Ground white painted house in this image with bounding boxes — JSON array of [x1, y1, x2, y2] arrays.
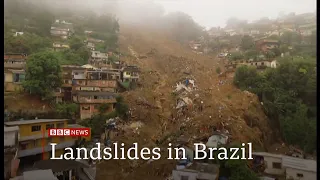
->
[[282, 156, 317, 180], [253, 152, 317, 180], [252, 152, 285, 175]]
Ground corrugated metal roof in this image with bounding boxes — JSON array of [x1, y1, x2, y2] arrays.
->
[[282, 156, 317, 172], [4, 119, 68, 126]]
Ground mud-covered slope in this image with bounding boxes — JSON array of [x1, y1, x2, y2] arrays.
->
[[96, 24, 274, 180]]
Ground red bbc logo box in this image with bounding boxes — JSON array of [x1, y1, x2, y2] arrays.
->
[[48, 128, 90, 137]]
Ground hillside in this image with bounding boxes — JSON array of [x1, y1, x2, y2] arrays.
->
[[96, 24, 274, 180]]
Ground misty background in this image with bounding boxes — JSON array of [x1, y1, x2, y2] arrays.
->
[[5, 0, 316, 29]]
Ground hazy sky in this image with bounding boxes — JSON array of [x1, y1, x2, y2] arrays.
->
[[155, 0, 316, 28]]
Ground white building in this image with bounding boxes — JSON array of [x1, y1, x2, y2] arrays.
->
[[282, 156, 317, 180], [4, 126, 19, 147], [252, 152, 285, 175], [252, 152, 317, 180]]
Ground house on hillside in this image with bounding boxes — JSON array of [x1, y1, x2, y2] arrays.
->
[[298, 23, 316, 36], [121, 66, 140, 82], [224, 29, 237, 36], [282, 156, 317, 180], [58, 65, 121, 119], [13, 32, 24, 37], [89, 51, 110, 69], [50, 20, 74, 39], [73, 92, 118, 120], [52, 42, 70, 51], [87, 42, 95, 51], [255, 37, 280, 52], [251, 152, 317, 180], [4, 53, 27, 92]]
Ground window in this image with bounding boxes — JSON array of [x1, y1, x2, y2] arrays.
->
[[94, 96, 98, 99], [261, 62, 264, 65], [78, 80, 83, 84], [31, 125, 41, 132], [64, 80, 69, 83], [20, 143, 27, 150], [81, 106, 90, 110], [46, 124, 54, 130], [181, 176, 189, 180], [297, 173, 303, 178], [255, 63, 258, 66], [75, 72, 79, 75], [272, 162, 282, 169], [57, 123, 64, 128]]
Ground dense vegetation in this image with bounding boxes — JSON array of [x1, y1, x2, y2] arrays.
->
[[234, 55, 316, 153]]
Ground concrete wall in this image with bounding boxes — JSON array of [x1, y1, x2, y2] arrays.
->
[[73, 71, 86, 79], [4, 131, 17, 147], [86, 80, 117, 88], [286, 167, 316, 180], [264, 156, 285, 175], [5, 82, 23, 92]]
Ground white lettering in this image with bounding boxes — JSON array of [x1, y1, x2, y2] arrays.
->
[[217, 147, 228, 160], [64, 147, 75, 160], [127, 143, 139, 160], [140, 148, 151, 160], [76, 147, 88, 160], [194, 143, 207, 159], [152, 148, 161, 160], [229, 148, 239, 159], [247, 143, 253, 159], [90, 143, 101, 160], [50, 143, 63, 159]]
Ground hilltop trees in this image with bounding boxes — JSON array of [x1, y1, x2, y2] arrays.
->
[[240, 35, 255, 51], [163, 12, 205, 43], [23, 51, 62, 99]]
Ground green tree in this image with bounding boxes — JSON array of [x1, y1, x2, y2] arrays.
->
[[244, 49, 259, 60], [115, 96, 129, 119], [233, 56, 316, 152], [280, 31, 301, 45], [218, 143, 259, 180], [229, 52, 244, 61], [23, 51, 62, 99], [56, 103, 79, 119], [69, 36, 84, 51], [233, 66, 263, 93], [240, 35, 255, 51]]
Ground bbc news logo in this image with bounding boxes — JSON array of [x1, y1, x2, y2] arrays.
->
[[48, 128, 90, 137]]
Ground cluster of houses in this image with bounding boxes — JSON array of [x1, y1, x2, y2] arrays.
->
[[54, 49, 140, 120], [208, 13, 316, 38], [3, 51, 140, 120], [4, 119, 95, 180]]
